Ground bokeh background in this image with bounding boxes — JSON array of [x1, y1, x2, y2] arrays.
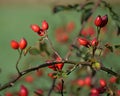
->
[[0, 0, 120, 95]]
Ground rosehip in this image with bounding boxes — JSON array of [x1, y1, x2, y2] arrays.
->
[[109, 76, 117, 83], [84, 77, 91, 86], [117, 90, 120, 96], [30, 24, 40, 32], [19, 85, 28, 96], [94, 15, 102, 27], [56, 57, 64, 70], [35, 89, 43, 96], [99, 79, 106, 87], [78, 38, 89, 47], [5, 92, 13, 96], [42, 20, 49, 30], [19, 38, 27, 50], [76, 79, 85, 86], [90, 88, 99, 95], [100, 15, 108, 27], [25, 75, 34, 83], [91, 38, 99, 46], [11, 40, 19, 49]]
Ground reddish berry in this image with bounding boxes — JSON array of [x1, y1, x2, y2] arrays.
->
[[11, 40, 19, 49], [94, 15, 102, 27], [76, 79, 85, 86], [99, 79, 106, 87], [47, 60, 57, 71], [35, 89, 43, 96], [5, 92, 13, 96], [90, 38, 99, 46], [97, 87, 106, 94], [90, 88, 99, 95], [42, 20, 49, 30], [66, 21, 75, 32], [19, 38, 27, 50], [109, 76, 117, 83], [56, 57, 64, 70], [78, 38, 89, 47], [117, 90, 120, 96], [84, 77, 91, 86], [100, 15, 108, 27], [19, 85, 28, 96], [48, 73, 56, 79], [31, 24, 40, 32], [25, 75, 34, 83]]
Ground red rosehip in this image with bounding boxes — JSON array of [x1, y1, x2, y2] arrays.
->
[[78, 38, 89, 47], [47, 60, 57, 71], [19, 85, 28, 96], [48, 73, 56, 79], [19, 38, 27, 50], [90, 38, 99, 47], [42, 20, 49, 30], [117, 90, 120, 96], [100, 15, 108, 27], [31, 24, 40, 32], [90, 88, 99, 95], [56, 57, 64, 70], [99, 79, 106, 87], [109, 76, 117, 83], [84, 77, 91, 86], [35, 89, 43, 96], [5, 92, 13, 96], [25, 75, 34, 83], [76, 79, 85, 86], [11, 40, 19, 50], [94, 15, 102, 27]]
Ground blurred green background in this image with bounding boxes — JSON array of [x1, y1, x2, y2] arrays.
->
[[0, 0, 120, 95]]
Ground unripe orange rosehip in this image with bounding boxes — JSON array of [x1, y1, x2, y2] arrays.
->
[[19, 85, 28, 96], [31, 24, 40, 32], [94, 15, 102, 27], [11, 40, 19, 50], [78, 38, 89, 47], [19, 38, 27, 50], [42, 20, 49, 30]]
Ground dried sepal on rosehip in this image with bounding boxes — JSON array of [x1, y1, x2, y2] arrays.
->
[[11, 40, 19, 50], [42, 20, 49, 31], [19, 85, 28, 96], [30, 24, 40, 33], [19, 38, 27, 50]]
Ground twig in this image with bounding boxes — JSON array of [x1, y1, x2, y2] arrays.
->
[[61, 79, 64, 96]]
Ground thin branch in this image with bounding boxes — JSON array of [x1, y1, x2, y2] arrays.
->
[[61, 79, 64, 96], [48, 78, 56, 96]]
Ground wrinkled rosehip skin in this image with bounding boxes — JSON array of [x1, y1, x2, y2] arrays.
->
[[94, 15, 102, 27], [19, 85, 28, 96], [42, 20, 49, 30], [19, 38, 27, 50], [31, 24, 40, 32], [11, 40, 19, 49]]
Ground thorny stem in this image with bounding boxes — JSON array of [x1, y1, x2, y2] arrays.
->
[[48, 78, 56, 96], [16, 50, 23, 75]]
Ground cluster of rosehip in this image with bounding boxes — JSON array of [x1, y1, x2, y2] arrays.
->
[[78, 15, 108, 48], [11, 38, 27, 50], [30, 20, 49, 36]]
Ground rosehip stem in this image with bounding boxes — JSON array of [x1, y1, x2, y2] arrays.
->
[[96, 27, 101, 40], [16, 50, 22, 75], [61, 79, 64, 96], [48, 78, 56, 96], [46, 35, 60, 57]]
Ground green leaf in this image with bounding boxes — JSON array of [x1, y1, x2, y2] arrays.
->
[[81, 8, 92, 24], [105, 43, 113, 52], [115, 44, 120, 49], [53, 5, 66, 13], [29, 47, 40, 55]]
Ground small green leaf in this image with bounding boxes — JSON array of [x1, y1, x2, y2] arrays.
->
[[105, 43, 113, 52], [29, 47, 40, 55], [115, 44, 120, 49]]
